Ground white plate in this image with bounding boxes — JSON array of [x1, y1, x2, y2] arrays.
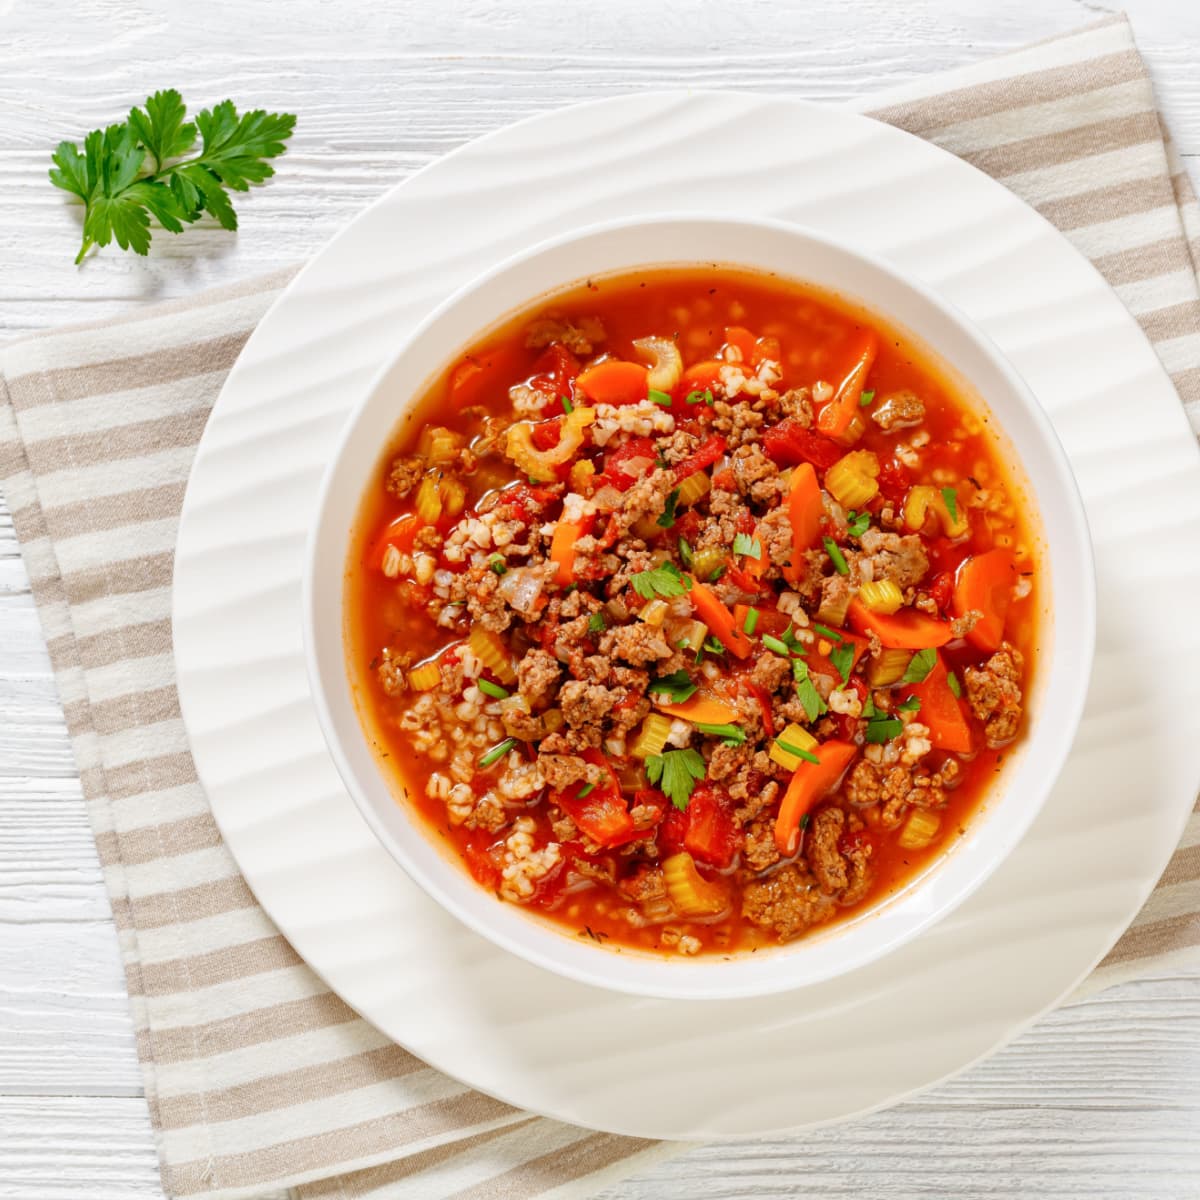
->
[[173, 93, 1200, 1140]]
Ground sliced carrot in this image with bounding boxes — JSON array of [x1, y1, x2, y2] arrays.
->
[[548, 518, 589, 586], [906, 655, 973, 754], [774, 740, 858, 858], [368, 512, 421, 570], [687, 577, 752, 659], [575, 359, 648, 406], [816, 331, 877, 438], [952, 548, 1017, 653], [722, 325, 758, 361], [847, 598, 953, 649], [782, 462, 823, 585], [447, 342, 529, 410], [808, 627, 870, 680], [673, 359, 724, 403], [653, 691, 740, 726]]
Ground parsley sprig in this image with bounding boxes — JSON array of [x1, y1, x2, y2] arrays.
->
[[646, 748, 706, 810], [50, 89, 296, 263], [630, 561, 691, 600]]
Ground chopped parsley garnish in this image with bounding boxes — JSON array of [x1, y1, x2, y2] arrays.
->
[[776, 738, 821, 765], [702, 636, 726, 656], [647, 669, 698, 703], [859, 389, 876, 408], [646, 748, 706, 810], [812, 623, 843, 641], [560, 394, 574, 415], [743, 607, 759, 636], [695, 722, 746, 746], [942, 486, 959, 523], [829, 641, 855, 686], [487, 554, 507, 575], [575, 782, 595, 799], [478, 737, 517, 767], [678, 536, 694, 569], [823, 536, 850, 576], [685, 388, 714, 406], [587, 612, 606, 634], [657, 488, 680, 529], [762, 634, 790, 657], [648, 388, 673, 407], [477, 679, 510, 700], [846, 509, 871, 538], [895, 696, 922, 713], [864, 717, 903, 744], [780, 623, 806, 653], [793, 660, 828, 722], [732, 532, 762, 560], [947, 670, 963, 698], [901, 647, 937, 685], [631, 561, 691, 600]]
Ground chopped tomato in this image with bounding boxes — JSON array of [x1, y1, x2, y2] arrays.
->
[[657, 805, 689, 856], [761, 419, 843, 470], [448, 342, 530, 410], [683, 786, 740, 869], [673, 434, 726, 481], [876, 459, 912, 501], [930, 571, 955, 612], [598, 436, 658, 491], [556, 757, 635, 849], [530, 416, 563, 451], [528, 343, 580, 405], [742, 680, 776, 738]]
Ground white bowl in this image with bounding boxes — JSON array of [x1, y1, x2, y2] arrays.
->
[[304, 214, 1095, 1000]]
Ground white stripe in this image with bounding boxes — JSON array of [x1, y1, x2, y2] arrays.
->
[[109, 781, 211, 831], [136, 902, 294, 966], [71, 585, 172, 643], [1064, 204, 1187, 262], [87, 650, 177, 706], [1003, 143, 1166, 209], [1113, 267, 1200, 317], [33, 445, 196, 512], [55, 515, 181, 580], [121, 845, 237, 898], [98, 716, 190, 771], [1150, 331, 1200, 377]]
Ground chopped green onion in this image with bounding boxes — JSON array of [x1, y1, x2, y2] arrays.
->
[[896, 696, 922, 713], [846, 509, 870, 538], [942, 487, 959, 523], [648, 669, 698, 703], [648, 388, 673, 407], [678, 536, 694, 568], [812, 623, 843, 642], [477, 679, 510, 700], [561, 394, 574, 415], [478, 737, 517, 767], [695, 722, 746, 746], [947, 670, 963, 699], [587, 612, 606, 634], [776, 738, 821, 765], [743, 607, 760, 635], [686, 389, 714, 406], [488, 554, 507, 576], [575, 782, 595, 799], [657, 488, 680, 529], [859, 389, 876, 408], [823, 537, 849, 576], [702, 636, 726, 656], [762, 634, 790, 656]]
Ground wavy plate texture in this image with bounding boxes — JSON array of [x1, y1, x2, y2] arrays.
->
[[173, 92, 1200, 1139]]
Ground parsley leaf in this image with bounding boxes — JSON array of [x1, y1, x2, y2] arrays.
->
[[947, 670, 963, 699], [587, 612, 606, 634], [780, 623, 806, 653], [630, 561, 691, 600], [793, 659, 828, 722], [702, 636, 727, 656], [859, 389, 876, 408], [694, 722, 746, 746], [941, 486, 959, 523], [647, 669, 698, 703], [657, 488, 681, 529], [864, 717, 903, 744], [901, 647, 937, 684], [561, 394, 574, 415], [732, 532, 762, 560], [829, 641, 855, 686], [846, 509, 871, 538], [895, 696, 922, 713], [823, 536, 849, 576], [49, 89, 295, 263], [646, 748, 706, 810]]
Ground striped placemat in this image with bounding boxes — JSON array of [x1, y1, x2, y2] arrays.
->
[[1, 13, 1196, 1200]]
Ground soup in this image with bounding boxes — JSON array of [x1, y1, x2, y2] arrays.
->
[[348, 268, 1037, 957]]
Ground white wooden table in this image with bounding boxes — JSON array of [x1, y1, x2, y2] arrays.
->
[[1, 2, 1198, 1195]]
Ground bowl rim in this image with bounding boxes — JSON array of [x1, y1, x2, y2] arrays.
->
[[302, 210, 1097, 1000]]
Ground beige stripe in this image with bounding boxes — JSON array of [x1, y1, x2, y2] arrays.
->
[[869, 49, 1143, 135], [1102, 909, 1200, 968], [1139, 298, 1200, 344], [59, 548, 174, 608], [447, 1131, 658, 1200], [105, 749, 198, 802], [1159, 842, 1200, 888], [157, 1044, 425, 1131], [86, 684, 182, 738], [1090, 235, 1200, 287], [1170, 364, 1200, 404], [70, 616, 173, 671], [960, 110, 1161, 179], [125, 873, 259, 931], [142, 991, 361, 1064], [27, 405, 210, 473], [1037, 173, 1179, 232], [8, 330, 251, 409], [137, 934, 302, 998], [94, 810, 217, 867], [22, 480, 188, 538], [166, 1091, 518, 1195]]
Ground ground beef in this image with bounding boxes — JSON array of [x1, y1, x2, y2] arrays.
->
[[559, 681, 620, 732], [777, 387, 813, 426], [950, 608, 982, 639], [376, 647, 410, 696], [518, 649, 562, 709], [502, 708, 547, 741], [524, 315, 604, 355], [617, 865, 667, 903], [741, 862, 835, 940], [790, 547, 828, 606], [845, 759, 947, 828], [857, 528, 929, 588], [730, 443, 785, 505], [871, 389, 925, 432], [710, 399, 767, 447], [964, 643, 1024, 747], [707, 741, 753, 784], [537, 753, 598, 792], [657, 429, 702, 467], [806, 807, 850, 893], [386, 454, 425, 499], [742, 816, 782, 872], [750, 653, 794, 694], [757, 507, 794, 572], [598, 623, 673, 666], [818, 573, 855, 623]]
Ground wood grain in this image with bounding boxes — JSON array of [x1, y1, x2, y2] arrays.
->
[[1, 1, 1198, 1196]]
